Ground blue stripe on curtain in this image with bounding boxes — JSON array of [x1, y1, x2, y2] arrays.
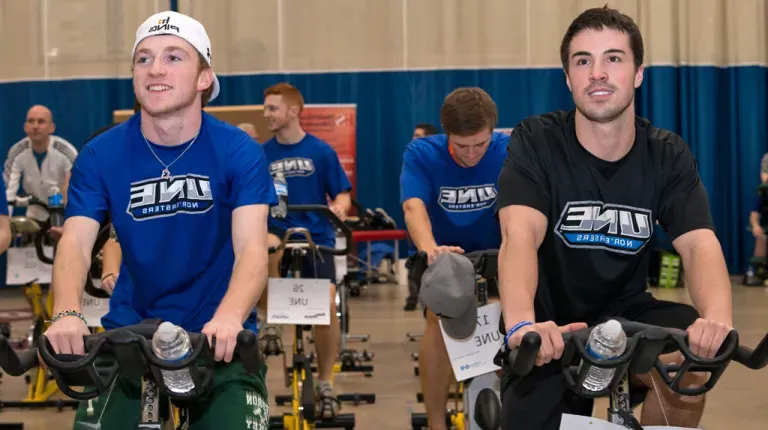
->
[[0, 66, 764, 286]]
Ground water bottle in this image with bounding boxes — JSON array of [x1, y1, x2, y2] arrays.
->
[[151, 322, 195, 393], [47, 183, 64, 228], [271, 172, 288, 219], [581, 319, 627, 392]]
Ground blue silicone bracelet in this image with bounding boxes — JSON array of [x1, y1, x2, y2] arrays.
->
[[504, 321, 534, 347]]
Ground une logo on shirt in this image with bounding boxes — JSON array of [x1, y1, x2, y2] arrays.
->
[[555, 201, 653, 255], [438, 185, 497, 212], [127, 174, 214, 221], [270, 158, 315, 177]]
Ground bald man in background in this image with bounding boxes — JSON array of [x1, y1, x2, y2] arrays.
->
[[238, 122, 261, 143], [4, 105, 77, 222]]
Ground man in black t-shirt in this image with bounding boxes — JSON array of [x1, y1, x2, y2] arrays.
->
[[496, 6, 733, 429]]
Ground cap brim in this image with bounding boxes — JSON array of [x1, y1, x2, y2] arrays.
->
[[441, 303, 478, 340], [208, 74, 220, 103]]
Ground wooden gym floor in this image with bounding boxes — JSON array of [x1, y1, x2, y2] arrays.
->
[[0, 271, 766, 429]]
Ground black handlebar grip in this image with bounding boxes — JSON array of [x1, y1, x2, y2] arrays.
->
[[0, 336, 39, 376], [734, 331, 768, 370], [34, 225, 54, 265], [236, 330, 263, 374], [507, 331, 541, 376]]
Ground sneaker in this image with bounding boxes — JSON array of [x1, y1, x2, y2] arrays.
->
[[315, 380, 341, 420]]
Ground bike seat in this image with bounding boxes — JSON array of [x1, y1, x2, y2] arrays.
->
[[10, 217, 41, 235], [474, 387, 501, 430]]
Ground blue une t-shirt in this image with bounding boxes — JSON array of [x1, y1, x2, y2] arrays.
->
[[66, 112, 277, 333], [400, 132, 510, 253], [261, 133, 352, 248]]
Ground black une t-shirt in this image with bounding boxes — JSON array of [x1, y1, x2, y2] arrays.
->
[[496, 110, 713, 326]]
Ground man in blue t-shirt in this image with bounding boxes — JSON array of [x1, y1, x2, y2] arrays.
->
[[259, 82, 352, 420], [399, 87, 509, 430], [42, 11, 275, 429]]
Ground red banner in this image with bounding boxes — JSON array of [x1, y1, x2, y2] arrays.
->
[[299, 104, 357, 191]]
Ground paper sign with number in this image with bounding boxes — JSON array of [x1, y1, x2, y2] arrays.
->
[[266, 278, 331, 325], [440, 302, 503, 381], [6, 246, 53, 285], [80, 285, 109, 328]]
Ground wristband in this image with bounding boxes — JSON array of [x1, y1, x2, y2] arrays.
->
[[101, 273, 116, 282], [49, 309, 87, 326], [504, 321, 533, 347]]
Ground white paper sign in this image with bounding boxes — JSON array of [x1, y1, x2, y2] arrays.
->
[[266, 278, 331, 325], [560, 414, 700, 430], [80, 284, 109, 328], [440, 302, 503, 381], [6, 246, 54, 285]]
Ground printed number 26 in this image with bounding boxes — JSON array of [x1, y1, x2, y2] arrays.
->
[[293, 284, 304, 293]]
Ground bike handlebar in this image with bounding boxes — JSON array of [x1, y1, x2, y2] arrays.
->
[[497, 319, 768, 398], [0, 320, 262, 401], [268, 205, 352, 255], [408, 249, 499, 278]]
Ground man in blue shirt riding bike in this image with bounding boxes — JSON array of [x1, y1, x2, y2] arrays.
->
[[42, 11, 276, 430], [399, 87, 509, 430]]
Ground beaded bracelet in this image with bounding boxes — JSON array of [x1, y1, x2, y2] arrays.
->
[[49, 309, 88, 325], [504, 320, 534, 347]]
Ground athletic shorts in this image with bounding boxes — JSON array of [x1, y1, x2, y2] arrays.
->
[[269, 226, 337, 283], [73, 360, 270, 430], [408, 251, 500, 318], [499, 292, 700, 430]]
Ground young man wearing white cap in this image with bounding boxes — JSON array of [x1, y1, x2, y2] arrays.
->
[[43, 11, 276, 429]]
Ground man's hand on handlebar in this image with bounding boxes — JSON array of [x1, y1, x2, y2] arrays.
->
[[425, 245, 465, 264], [506, 321, 588, 367], [42, 315, 90, 358], [48, 226, 63, 240], [202, 314, 244, 363], [329, 202, 348, 222], [687, 317, 733, 359]]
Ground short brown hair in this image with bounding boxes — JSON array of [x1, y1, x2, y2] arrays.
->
[[440, 87, 498, 136], [197, 52, 214, 107], [264, 82, 305, 114], [560, 6, 644, 73]]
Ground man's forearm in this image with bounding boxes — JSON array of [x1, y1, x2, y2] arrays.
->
[[403, 205, 437, 252], [52, 234, 91, 314], [682, 238, 733, 325], [101, 240, 122, 276], [498, 238, 539, 331], [216, 245, 268, 323]]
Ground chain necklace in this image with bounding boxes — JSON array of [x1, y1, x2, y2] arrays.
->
[[141, 130, 199, 180]]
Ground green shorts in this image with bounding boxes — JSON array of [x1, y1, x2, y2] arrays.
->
[[72, 360, 269, 430]]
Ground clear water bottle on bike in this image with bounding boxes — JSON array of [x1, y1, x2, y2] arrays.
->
[[271, 172, 288, 219], [581, 319, 627, 391], [47, 182, 65, 228], [151, 322, 194, 393]]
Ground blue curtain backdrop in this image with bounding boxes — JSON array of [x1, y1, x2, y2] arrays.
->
[[0, 65, 764, 285]]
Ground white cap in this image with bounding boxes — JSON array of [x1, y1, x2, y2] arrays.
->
[[602, 319, 623, 338], [157, 321, 178, 341], [132, 11, 220, 103]]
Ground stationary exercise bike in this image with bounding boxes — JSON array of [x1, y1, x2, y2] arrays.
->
[[0, 197, 109, 412], [497, 319, 768, 429], [410, 249, 502, 430], [265, 204, 373, 430], [0, 319, 263, 430]]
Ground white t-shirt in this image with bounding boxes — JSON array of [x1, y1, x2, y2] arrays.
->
[[3, 135, 78, 221]]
